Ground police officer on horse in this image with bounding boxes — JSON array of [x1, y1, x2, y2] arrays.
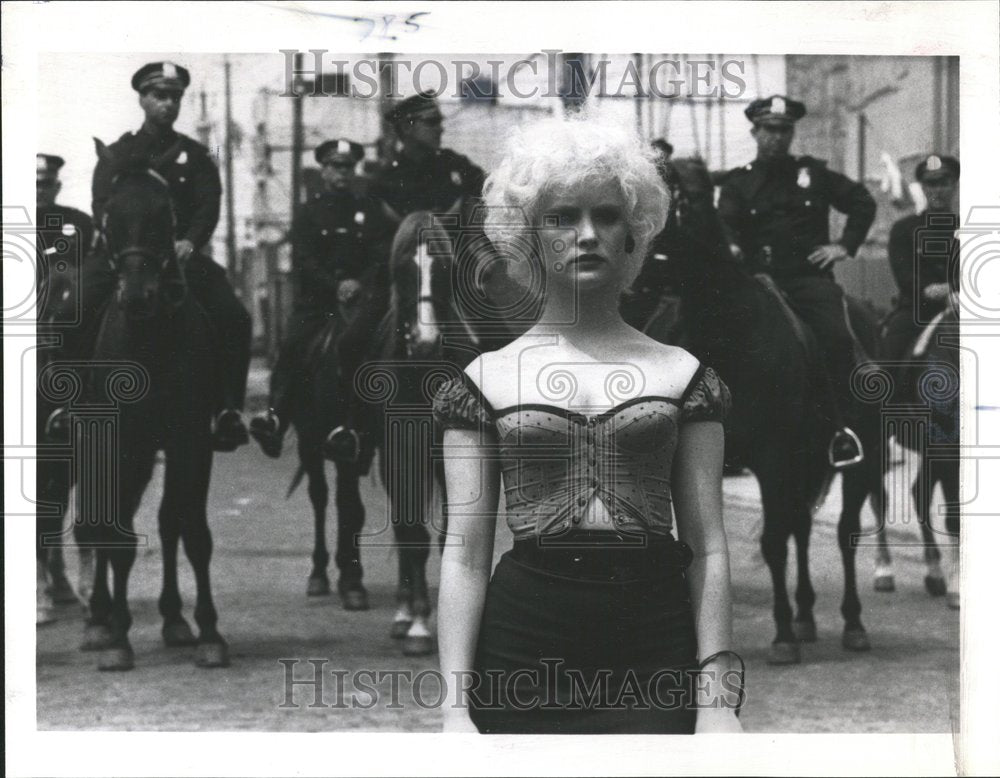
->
[[325, 92, 490, 463], [64, 61, 252, 451], [883, 154, 960, 362], [36, 153, 94, 316], [250, 138, 395, 458], [718, 95, 877, 468]]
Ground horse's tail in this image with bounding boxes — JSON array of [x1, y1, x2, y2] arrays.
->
[[286, 462, 307, 500]]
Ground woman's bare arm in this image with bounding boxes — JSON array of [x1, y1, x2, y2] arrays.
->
[[437, 425, 501, 731], [672, 420, 742, 732]]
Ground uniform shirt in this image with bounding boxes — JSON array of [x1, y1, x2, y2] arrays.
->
[[372, 147, 485, 218], [92, 128, 221, 251], [35, 203, 94, 321], [292, 189, 394, 309], [432, 364, 731, 540], [888, 210, 958, 318], [718, 155, 876, 276]]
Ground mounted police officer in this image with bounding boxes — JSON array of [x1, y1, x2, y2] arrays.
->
[[718, 95, 877, 468], [883, 154, 960, 362], [250, 138, 394, 459], [36, 153, 96, 614], [36, 154, 94, 323], [372, 90, 486, 219], [75, 61, 252, 451], [324, 92, 499, 464]]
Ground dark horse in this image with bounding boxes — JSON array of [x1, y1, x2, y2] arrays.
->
[[71, 139, 229, 670], [633, 157, 884, 664], [871, 307, 961, 608], [36, 260, 93, 622], [282, 278, 386, 608], [358, 210, 481, 656]]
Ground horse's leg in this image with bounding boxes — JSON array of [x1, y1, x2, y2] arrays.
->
[[174, 440, 229, 668], [96, 443, 156, 671], [790, 494, 817, 644], [80, 550, 113, 650], [913, 456, 946, 597], [838, 468, 872, 651], [334, 459, 368, 609], [872, 476, 896, 592], [941, 460, 960, 610], [757, 461, 799, 664], [158, 472, 197, 647], [300, 432, 332, 597]]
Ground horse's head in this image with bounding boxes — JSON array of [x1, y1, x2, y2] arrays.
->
[[95, 137, 181, 320], [390, 210, 454, 312]]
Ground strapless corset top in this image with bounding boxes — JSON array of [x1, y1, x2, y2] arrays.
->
[[432, 364, 731, 540]]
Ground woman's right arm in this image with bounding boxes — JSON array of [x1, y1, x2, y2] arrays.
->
[[437, 425, 501, 732]]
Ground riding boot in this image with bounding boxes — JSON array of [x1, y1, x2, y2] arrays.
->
[[824, 357, 864, 470], [250, 360, 295, 459]]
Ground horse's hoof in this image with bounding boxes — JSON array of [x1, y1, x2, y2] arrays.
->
[[307, 575, 331, 597], [925, 575, 947, 597], [874, 575, 896, 592], [946, 592, 960, 610], [98, 645, 135, 671], [792, 620, 817, 643], [767, 641, 801, 665], [162, 619, 198, 647], [390, 619, 413, 640], [81, 623, 114, 651], [339, 583, 369, 611], [842, 627, 872, 652], [402, 634, 436, 657], [48, 574, 79, 604], [195, 642, 230, 668]]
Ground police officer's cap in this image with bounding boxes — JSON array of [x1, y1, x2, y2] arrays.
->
[[131, 61, 191, 93], [745, 95, 806, 126], [915, 154, 960, 183], [37, 154, 65, 173], [385, 90, 442, 126], [314, 138, 365, 165]]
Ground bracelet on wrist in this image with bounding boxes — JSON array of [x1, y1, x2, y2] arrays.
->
[[697, 650, 746, 718]]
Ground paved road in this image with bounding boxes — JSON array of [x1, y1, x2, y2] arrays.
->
[[37, 375, 959, 733]]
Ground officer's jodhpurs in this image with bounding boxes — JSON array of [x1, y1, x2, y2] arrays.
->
[[774, 274, 857, 423]]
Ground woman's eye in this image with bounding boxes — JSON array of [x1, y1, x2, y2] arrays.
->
[[593, 206, 623, 224]]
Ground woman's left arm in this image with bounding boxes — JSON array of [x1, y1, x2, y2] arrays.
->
[[672, 420, 743, 733]]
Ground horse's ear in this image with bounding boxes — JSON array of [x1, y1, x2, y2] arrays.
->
[[94, 137, 115, 164]]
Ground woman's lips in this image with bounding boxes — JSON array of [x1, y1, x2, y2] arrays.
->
[[569, 253, 607, 269]]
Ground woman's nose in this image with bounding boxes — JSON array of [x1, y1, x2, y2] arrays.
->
[[577, 214, 598, 246]]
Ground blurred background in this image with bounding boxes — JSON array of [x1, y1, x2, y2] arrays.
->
[[38, 51, 959, 360]]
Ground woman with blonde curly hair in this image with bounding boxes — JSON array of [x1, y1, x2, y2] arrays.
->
[[434, 116, 743, 734]]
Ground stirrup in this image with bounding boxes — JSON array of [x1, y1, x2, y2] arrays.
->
[[829, 427, 864, 470], [213, 409, 249, 452], [249, 409, 283, 458], [323, 425, 359, 464], [44, 407, 71, 440]]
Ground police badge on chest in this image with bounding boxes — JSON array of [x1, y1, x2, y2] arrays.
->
[[797, 166, 811, 189]]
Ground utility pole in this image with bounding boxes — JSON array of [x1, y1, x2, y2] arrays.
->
[[224, 55, 237, 281], [291, 52, 304, 227]]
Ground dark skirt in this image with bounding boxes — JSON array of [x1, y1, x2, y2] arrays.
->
[[468, 532, 699, 734]]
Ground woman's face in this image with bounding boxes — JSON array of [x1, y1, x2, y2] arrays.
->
[[536, 178, 634, 293]]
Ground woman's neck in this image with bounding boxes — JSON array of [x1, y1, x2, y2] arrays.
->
[[533, 288, 633, 345]]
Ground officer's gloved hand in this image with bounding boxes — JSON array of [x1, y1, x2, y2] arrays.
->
[[174, 239, 195, 264]]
